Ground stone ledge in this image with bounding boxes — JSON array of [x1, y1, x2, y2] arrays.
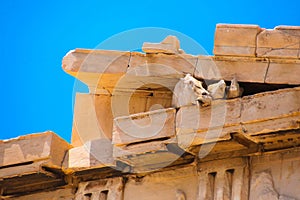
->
[[0, 131, 71, 196], [176, 86, 300, 151], [112, 108, 176, 146], [257, 26, 300, 58]]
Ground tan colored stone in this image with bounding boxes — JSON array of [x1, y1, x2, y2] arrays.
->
[[241, 87, 300, 123], [72, 93, 113, 147], [242, 115, 300, 137], [62, 49, 130, 94], [65, 138, 114, 171], [0, 131, 70, 169], [142, 43, 178, 54], [0, 132, 70, 196], [250, 148, 300, 199], [113, 139, 185, 172], [124, 166, 199, 200], [195, 56, 269, 83], [6, 188, 74, 200], [112, 108, 176, 146], [72, 90, 173, 147], [250, 131, 300, 151], [75, 177, 123, 200], [128, 52, 197, 76], [142, 35, 180, 54], [176, 98, 242, 148], [162, 35, 180, 49], [62, 48, 130, 73], [265, 58, 300, 84], [214, 24, 262, 56], [257, 26, 300, 58], [197, 157, 249, 200]]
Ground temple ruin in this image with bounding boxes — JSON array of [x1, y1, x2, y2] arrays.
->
[[1, 24, 300, 200]]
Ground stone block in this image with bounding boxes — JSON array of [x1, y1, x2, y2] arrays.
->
[[241, 87, 300, 136], [195, 56, 269, 83], [64, 138, 115, 171], [0, 131, 70, 195], [265, 58, 300, 84], [124, 166, 199, 200], [176, 98, 242, 149], [214, 24, 262, 56], [128, 52, 197, 77], [249, 148, 300, 200], [112, 108, 176, 146], [72, 93, 113, 147], [62, 48, 130, 74], [241, 87, 300, 123], [6, 188, 74, 200], [0, 131, 70, 172], [257, 26, 300, 58], [75, 177, 124, 200], [142, 35, 180, 54], [62, 49, 130, 94], [113, 138, 190, 172]]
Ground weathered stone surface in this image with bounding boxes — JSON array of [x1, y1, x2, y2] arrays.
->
[[265, 58, 300, 84], [0, 132, 70, 196], [72, 93, 113, 147], [72, 91, 173, 147], [250, 148, 300, 200], [250, 171, 279, 200], [241, 87, 300, 136], [214, 24, 262, 56], [6, 188, 74, 200], [142, 35, 180, 54], [64, 138, 114, 171], [62, 49, 130, 94], [124, 166, 199, 200], [113, 138, 189, 172], [195, 56, 269, 83], [176, 98, 242, 149], [0, 131, 70, 171], [257, 26, 300, 58], [112, 89, 172, 117], [62, 48, 130, 74], [251, 130, 300, 151], [241, 87, 300, 122], [75, 177, 124, 200], [129, 52, 197, 77], [113, 108, 176, 146], [197, 157, 249, 200]]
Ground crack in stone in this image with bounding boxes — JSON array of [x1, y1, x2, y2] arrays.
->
[[263, 58, 270, 83], [259, 42, 299, 57], [192, 56, 199, 77]]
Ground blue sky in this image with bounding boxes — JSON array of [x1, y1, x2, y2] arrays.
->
[[1, 0, 299, 142]]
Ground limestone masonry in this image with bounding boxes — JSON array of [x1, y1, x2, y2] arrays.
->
[[1, 24, 300, 200]]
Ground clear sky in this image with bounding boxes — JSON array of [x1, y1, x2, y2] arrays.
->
[[1, 0, 299, 142]]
